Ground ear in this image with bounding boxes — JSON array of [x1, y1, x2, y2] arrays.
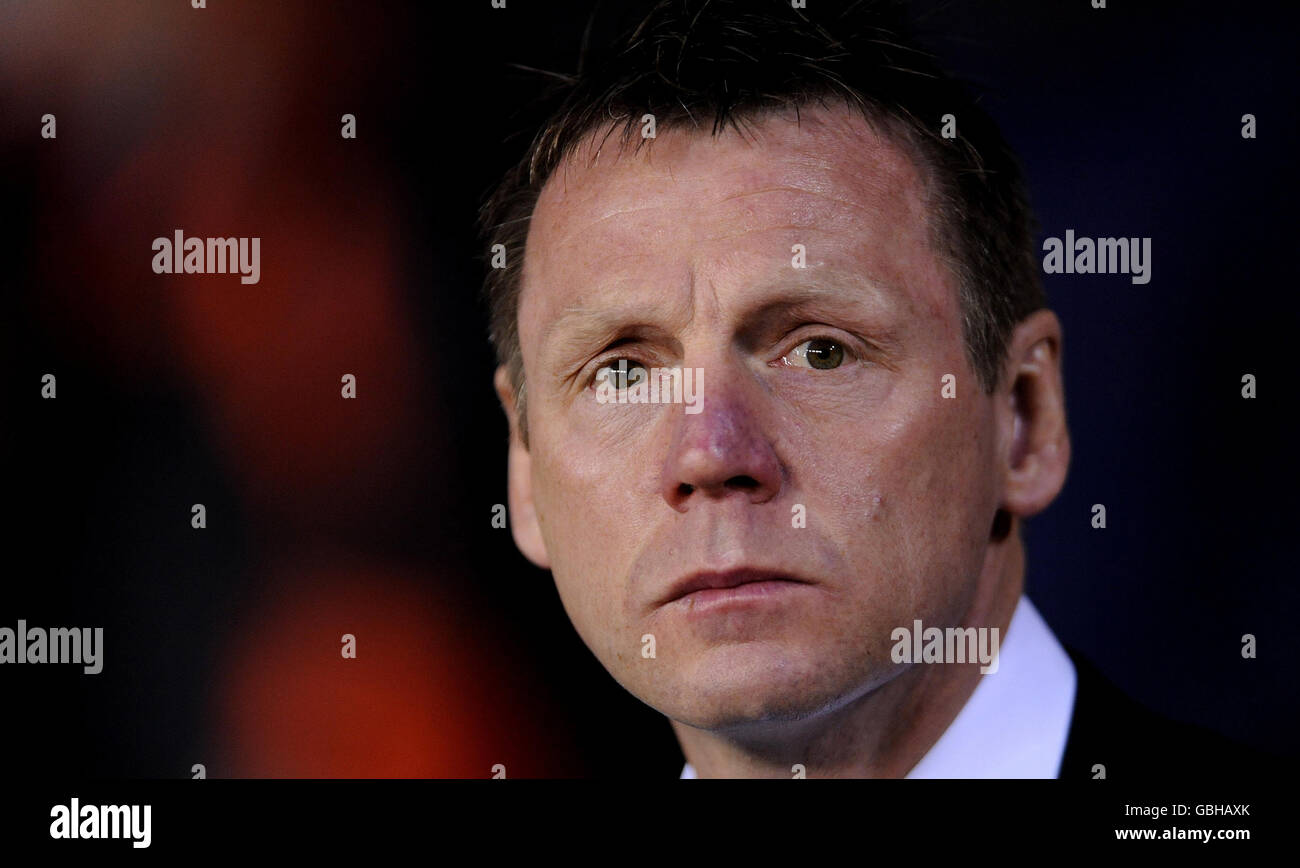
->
[[997, 309, 1071, 518], [494, 365, 551, 569]]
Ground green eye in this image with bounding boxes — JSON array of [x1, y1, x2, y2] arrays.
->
[[791, 338, 845, 370]]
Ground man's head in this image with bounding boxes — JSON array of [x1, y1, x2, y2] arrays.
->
[[481, 0, 1069, 734]]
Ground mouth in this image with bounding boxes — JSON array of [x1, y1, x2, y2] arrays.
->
[[657, 567, 815, 609]]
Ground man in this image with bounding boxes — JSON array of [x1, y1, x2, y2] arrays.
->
[[478, 0, 1258, 778]]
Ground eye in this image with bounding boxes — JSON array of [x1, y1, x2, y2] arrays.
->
[[783, 337, 848, 370], [593, 358, 650, 389]]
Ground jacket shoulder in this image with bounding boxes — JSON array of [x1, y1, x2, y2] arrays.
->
[[1056, 645, 1287, 780]]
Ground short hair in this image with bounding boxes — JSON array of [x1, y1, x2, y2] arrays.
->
[[480, 0, 1046, 446]]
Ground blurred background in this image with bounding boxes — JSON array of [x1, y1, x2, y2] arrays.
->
[[2, 0, 1296, 778]]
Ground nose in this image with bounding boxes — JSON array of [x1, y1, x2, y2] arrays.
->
[[659, 370, 784, 512]]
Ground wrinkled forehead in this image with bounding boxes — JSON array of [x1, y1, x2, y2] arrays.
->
[[532, 105, 934, 242], [518, 105, 951, 346]]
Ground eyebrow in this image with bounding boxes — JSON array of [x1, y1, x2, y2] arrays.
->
[[541, 269, 903, 374], [734, 275, 903, 352], [542, 303, 674, 382], [742, 275, 894, 319]]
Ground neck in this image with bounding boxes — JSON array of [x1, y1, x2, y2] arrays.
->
[[672, 531, 1025, 778]]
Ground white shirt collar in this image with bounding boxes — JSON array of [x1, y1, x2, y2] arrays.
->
[[680, 594, 1076, 778]]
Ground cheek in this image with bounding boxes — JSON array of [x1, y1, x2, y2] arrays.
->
[[899, 406, 987, 509], [818, 390, 996, 593], [528, 424, 646, 627], [887, 402, 998, 605], [531, 394, 682, 537]]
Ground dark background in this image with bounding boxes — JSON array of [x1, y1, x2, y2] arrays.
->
[[2, 0, 1296, 778]]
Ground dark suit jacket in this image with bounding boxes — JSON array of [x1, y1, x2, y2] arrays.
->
[[1056, 645, 1285, 780]]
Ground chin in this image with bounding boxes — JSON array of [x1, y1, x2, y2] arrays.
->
[[656, 645, 867, 730]]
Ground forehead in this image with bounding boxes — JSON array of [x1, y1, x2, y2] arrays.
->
[[519, 105, 953, 346]]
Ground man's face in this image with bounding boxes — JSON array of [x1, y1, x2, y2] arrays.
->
[[510, 107, 1005, 730]]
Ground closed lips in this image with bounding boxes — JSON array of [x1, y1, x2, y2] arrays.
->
[[659, 568, 814, 607]]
